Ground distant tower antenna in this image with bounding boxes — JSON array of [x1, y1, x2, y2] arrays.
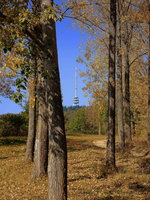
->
[[73, 67, 79, 106]]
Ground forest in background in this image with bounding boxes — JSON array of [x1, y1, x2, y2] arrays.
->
[[0, 104, 108, 136]]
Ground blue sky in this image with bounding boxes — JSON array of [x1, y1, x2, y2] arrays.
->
[[0, 18, 89, 114]]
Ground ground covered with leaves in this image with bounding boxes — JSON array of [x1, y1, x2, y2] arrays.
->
[[0, 135, 150, 200]]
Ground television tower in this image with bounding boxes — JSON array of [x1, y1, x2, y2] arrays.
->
[[73, 67, 79, 106]]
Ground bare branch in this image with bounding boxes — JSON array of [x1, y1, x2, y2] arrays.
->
[[129, 52, 148, 67]]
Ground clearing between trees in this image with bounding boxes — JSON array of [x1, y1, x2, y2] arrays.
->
[[0, 134, 149, 200]]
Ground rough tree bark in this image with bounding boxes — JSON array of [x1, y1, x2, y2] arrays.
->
[[106, 0, 117, 169], [116, 0, 125, 148], [32, 0, 48, 177], [41, 0, 67, 199], [32, 71, 49, 177]]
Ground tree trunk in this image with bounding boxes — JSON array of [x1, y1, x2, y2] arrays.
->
[[25, 75, 37, 161], [31, 0, 48, 177], [132, 121, 136, 136], [124, 39, 131, 141], [32, 71, 48, 177], [41, 0, 67, 199], [98, 120, 101, 135], [106, 0, 116, 169], [116, 0, 125, 148], [148, 2, 150, 145]]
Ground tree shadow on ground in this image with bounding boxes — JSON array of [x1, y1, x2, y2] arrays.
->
[[69, 174, 92, 182], [139, 158, 150, 174], [92, 197, 128, 200], [92, 197, 116, 200], [0, 138, 26, 146], [128, 182, 150, 192], [93, 198, 114, 200], [0, 156, 8, 160]]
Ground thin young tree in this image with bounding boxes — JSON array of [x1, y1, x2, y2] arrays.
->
[[123, 22, 133, 141], [116, 0, 125, 148]]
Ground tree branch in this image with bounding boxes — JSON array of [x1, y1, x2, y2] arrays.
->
[[129, 52, 148, 67]]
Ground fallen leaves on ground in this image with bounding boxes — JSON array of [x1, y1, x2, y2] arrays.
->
[[0, 135, 149, 200]]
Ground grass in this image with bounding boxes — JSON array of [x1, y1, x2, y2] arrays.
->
[[0, 134, 150, 200]]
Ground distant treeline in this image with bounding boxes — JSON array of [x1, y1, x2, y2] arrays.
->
[[0, 104, 108, 137], [64, 105, 108, 135]]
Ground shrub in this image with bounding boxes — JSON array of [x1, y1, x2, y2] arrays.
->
[[0, 113, 28, 136]]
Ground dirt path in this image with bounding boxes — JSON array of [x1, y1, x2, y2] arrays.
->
[[93, 139, 150, 158], [93, 140, 107, 148]]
